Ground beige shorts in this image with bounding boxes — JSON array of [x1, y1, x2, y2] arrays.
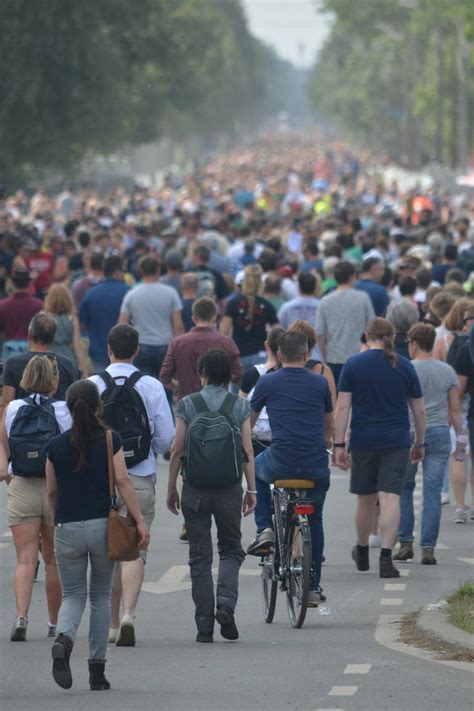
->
[[117, 474, 155, 563], [7, 476, 53, 527]]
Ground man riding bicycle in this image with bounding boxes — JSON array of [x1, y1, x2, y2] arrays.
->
[[247, 331, 334, 604]]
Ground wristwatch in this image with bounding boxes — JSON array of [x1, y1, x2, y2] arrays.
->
[[413, 443, 425, 449], [333, 442, 346, 448]]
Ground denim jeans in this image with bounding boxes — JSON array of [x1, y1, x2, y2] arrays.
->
[[398, 426, 451, 548], [181, 482, 245, 635], [54, 518, 115, 661], [254, 448, 330, 588]]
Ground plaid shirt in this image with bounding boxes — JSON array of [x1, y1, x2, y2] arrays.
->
[[159, 327, 242, 401]]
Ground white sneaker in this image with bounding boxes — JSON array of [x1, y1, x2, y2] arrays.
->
[[108, 627, 119, 644], [115, 614, 135, 647], [441, 492, 450, 505], [368, 534, 381, 548], [454, 508, 468, 524]]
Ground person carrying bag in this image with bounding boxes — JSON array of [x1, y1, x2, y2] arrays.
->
[[167, 349, 256, 644], [45, 380, 149, 692]]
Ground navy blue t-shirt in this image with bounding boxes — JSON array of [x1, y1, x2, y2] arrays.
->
[[355, 279, 389, 317], [47, 429, 122, 524], [251, 368, 332, 477], [79, 278, 129, 365], [338, 350, 422, 450]]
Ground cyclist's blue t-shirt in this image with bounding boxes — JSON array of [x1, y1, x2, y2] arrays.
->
[[251, 368, 332, 478], [338, 349, 422, 451]]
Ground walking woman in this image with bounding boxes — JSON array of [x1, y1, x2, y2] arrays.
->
[[1, 355, 70, 641], [220, 264, 279, 372], [45, 380, 149, 691], [44, 283, 89, 377]]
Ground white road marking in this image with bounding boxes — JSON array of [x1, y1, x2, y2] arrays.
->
[[0, 542, 10, 549], [384, 583, 406, 591], [142, 565, 191, 595], [2, 531, 12, 538], [457, 557, 474, 565], [344, 664, 371, 674], [375, 614, 474, 673], [380, 598, 403, 606], [316, 708, 345, 711], [328, 686, 358, 696], [399, 569, 410, 577], [436, 543, 451, 550]]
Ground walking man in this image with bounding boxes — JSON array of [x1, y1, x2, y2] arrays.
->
[[334, 318, 426, 578], [89, 324, 175, 646]]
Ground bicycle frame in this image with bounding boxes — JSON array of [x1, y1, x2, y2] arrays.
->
[[272, 486, 313, 590]]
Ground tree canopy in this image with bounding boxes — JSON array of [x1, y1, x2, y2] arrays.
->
[[0, 0, 297, 188], [308, 0, 473, 169]]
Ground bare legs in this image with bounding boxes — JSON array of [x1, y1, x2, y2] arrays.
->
[[355, 492, 400, 549]]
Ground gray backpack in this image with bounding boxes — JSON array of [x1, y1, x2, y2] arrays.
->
[[182, 393, 243, 489]]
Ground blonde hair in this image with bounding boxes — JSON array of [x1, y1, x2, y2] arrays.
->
[[19, 355, 58, 394], [366, 317, 397, 368], [242, 264, 262, 326], [44, 283, 74, 316], [444, 297, 471, 332]]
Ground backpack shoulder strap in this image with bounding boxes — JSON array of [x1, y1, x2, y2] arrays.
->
[[126, 371, 143, 388], [219, 393, 238, 419], [190, 393, 209, 415], [100, 371, 114, 389]]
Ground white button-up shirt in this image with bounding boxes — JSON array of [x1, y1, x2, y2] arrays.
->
[[89, 363, 175, 478]]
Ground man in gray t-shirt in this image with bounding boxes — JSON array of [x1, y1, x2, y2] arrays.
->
[[316, 262, 374, 384], [397, 323, 461, 564], [119, 255, 184, 380]]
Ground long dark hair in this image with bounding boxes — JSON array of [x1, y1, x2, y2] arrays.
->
[[66, 380, 106, 470]]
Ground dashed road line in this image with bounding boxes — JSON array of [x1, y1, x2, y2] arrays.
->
[[457, 557, 474, 565], [399, 569, 410, 576], [328, 686, 358, 696], [436, 543, 451, 550], [384, 583, 406, 591], [344, 664, 371, 674], [0, 542, 10, 549]]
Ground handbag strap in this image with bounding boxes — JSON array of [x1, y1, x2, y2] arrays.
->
[[106, 430, 116, 508]]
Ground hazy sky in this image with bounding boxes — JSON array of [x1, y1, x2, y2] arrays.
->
[[242, 0, 332, 68]]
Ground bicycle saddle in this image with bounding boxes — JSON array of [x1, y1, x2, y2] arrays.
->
[[274, 479, 315, 489]]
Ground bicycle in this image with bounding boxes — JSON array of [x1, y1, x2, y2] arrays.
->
[[260, 478, 315, 629]]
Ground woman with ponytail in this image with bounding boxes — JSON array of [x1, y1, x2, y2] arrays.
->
[[45, 380, 149, 692], [334, 317, 426, 580], [220, 264, 279, 374]]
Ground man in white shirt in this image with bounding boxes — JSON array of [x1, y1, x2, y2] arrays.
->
[[89, 324, 175, 647]]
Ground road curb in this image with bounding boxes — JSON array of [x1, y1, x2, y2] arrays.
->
[[417, 606, 474, 653]]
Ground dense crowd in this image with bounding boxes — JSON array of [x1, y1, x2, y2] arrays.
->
[[1, 132, 473, 691]]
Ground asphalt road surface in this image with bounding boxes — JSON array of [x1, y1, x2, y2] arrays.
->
[[1, 462, 473, 711]]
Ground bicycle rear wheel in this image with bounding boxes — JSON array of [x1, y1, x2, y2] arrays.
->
[[286, 522, 312, 628], [261, 553, 278, 623]]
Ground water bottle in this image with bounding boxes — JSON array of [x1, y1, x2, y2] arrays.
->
[[455, 427, 469, 462]]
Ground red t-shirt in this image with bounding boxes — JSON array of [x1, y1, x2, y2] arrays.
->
[[26, 252, 54, 293], [0, 292, 43, 340]]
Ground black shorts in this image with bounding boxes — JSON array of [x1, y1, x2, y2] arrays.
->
[[350, 447, 410, 496]]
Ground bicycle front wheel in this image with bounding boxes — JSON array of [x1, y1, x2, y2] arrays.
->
[[261, 552, 278, 623], [286, 521, 312, 628]]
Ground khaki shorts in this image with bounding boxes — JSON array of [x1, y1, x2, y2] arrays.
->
[[117, 474, 155, 563], [7, 476, 53, 527]]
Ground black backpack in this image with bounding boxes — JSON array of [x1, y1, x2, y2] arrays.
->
[[447, 333, 468, 369], [99, 371, 152, 467], [9, 397, 61, 477], [182, 393, 244, 489]]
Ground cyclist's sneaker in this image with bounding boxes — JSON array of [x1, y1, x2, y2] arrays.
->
[[421, 547, 437, 565], [10, 616, 28, 642], [196, 633, 213, 643], [307, 586, 326, 607], [352, 544, 369, 571], [454, 508, 468, 524], [379, 556, 400, 578], [246, 528, 274, 555], [393, 541, 414, 561], [368, 533, 381, 548], [215, 607, 239, 640]]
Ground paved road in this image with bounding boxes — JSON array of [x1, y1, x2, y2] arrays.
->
[[1, 463, 473, 710]]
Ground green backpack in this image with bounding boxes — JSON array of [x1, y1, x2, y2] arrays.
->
[[182, 393, 244, 489]]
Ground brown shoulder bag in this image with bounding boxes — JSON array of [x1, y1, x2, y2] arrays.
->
[[106, 430, 140, 562]]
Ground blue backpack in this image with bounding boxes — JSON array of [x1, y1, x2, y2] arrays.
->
[[9, 397, 61, 477]]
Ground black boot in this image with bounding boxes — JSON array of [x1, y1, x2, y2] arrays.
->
[[51, 634, 74, 689], [89, 661, 111, 691]]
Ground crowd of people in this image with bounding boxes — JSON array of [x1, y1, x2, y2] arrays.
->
[[0, 132, 473, 690]]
